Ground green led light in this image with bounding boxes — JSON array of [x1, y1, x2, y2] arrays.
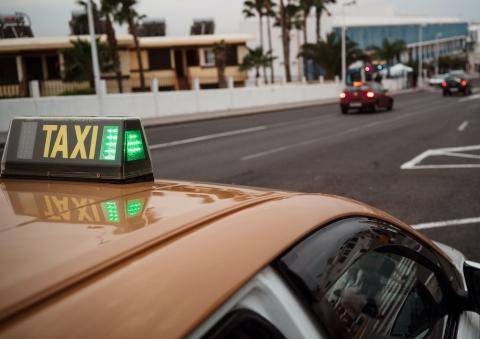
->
[[100, 126, 119, 161], [125, 130, 145, 161], [126, 199, 144, 217], [101, 201, 119, 223]]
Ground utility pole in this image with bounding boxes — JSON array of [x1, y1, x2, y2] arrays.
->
[[418, 24, 425, 87], [341, 0, 356, 86], [87, 0, 101, 95]]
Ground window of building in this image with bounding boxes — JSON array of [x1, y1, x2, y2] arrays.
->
[[226, 45, 238, 66], [186, 49, 199, 66], [203, 48, 215, 66], [0, 56, 18, 84], [148, 48, 171, 70], [46, 55, 61, 80]]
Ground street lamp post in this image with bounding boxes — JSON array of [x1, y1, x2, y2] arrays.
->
[[341, 0, 356, 86], [87, 0, 101, 95], [418, 23, 426, 87], [435, 33, 443, 75]]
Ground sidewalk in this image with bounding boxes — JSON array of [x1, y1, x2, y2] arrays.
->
[[0, 86, 420, 147]]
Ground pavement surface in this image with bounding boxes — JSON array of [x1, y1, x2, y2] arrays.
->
[[145, 81, 480, 261]]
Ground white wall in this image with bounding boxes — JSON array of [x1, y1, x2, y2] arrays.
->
[[0, 82, 344, 133]]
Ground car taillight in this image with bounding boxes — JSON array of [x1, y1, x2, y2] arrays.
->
[[441, 81, 447, 87], [339, 92, 347, 99], [366, 91, 375, 98], [461, 80, 467, 86]]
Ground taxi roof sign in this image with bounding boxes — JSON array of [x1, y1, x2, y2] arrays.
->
[[1, 117, 153, 183]]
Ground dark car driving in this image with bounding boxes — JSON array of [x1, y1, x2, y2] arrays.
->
[[441, 73, 472, 96], [339, 82, 394, 114]]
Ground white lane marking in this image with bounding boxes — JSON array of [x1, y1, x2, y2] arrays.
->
[[412, 217, 480, 230], [459, 93, 480, 103], [458, 121, 469, 132], [241, 112, 418, 161], [401, 145, 480, 170], [149, 126, 266, 149]]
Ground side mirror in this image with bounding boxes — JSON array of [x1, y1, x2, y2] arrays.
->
[[464, 261, 480, 311]]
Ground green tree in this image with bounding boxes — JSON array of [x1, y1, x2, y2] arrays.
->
[[299, 32, 367, 79], [114, 0, 146, 90], [63, 38, 113, 88], [213, 40, 228, 88], [277, 0, 302, 82], [264, 0, 276, 83], [243, 0, 268, 83], [368, 38, 407, 76], [313, 0, 334, 42], [76, 0, 124, 93], [240, 47, 276, 84]]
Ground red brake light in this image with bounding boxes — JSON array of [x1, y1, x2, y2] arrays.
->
[[366, 91, 375, 98], [441, 81, 447, 87], [461, 80, 467, 86], [339, 92, 347, 99]]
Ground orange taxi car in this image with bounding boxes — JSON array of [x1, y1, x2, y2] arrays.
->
[[0, 117, 479, 339]]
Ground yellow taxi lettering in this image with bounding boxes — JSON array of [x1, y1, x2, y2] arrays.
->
[[51, 196, 71, 221], [42, 125, 58, 158], [70, 125, 91, 160], [89, 126, 98, 160], [72, 198, 93, 222], [43, 195, 62, 221], [50, 125, 69, 159], [90, 203, 101, 223]]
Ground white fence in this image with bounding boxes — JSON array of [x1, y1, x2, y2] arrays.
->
[[0, 78, 407, 133], [0, 82, 342, 132]]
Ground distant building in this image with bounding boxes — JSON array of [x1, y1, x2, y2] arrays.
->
[[332, 17, 469, 65], [468, 23, 480, 72], [138, 18, 166, 37], [0, 34, 252, 97], [0, 13, 33, 39], [191, 19, 215, 35], [69, 8, 106, 35]]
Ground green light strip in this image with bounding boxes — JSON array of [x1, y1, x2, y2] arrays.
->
[[125, 130, 145, 161], [126, 199, 144, 217], [99, 126, 120, 161], [101, 201, 119, 223]]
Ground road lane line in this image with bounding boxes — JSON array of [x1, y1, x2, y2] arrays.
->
[[459, 94, 480, 103], [458, 121, 469, 132], [149, 126, 267, 149], [412, 217, 480, 230]]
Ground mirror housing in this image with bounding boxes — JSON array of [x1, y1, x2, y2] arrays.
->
[[464, 261, 480, 312]]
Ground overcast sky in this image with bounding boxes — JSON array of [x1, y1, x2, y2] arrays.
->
[[1, 0, 479, 37]]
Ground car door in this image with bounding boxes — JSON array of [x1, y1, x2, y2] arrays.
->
[[273, 217, 464, 339]]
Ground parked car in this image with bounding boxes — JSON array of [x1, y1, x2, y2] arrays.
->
[[339, 82, 394, 114]]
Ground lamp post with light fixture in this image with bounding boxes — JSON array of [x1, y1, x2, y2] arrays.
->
[[341, 0, 356, 86]]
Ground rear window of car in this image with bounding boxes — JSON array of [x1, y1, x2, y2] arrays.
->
[[346, 85, 369, 92]]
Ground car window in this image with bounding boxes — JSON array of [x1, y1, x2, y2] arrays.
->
[[274, 218, 451, 339], [202, 309, 286, 339]]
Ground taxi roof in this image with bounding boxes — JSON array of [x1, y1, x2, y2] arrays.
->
[[0, 178, 447, 338]]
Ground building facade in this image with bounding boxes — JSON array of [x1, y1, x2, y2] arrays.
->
[[0, 34, 251, 98]]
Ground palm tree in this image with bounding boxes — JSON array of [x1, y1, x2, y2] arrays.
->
[[243, 0, 268, 83], [114, 0, 146, 91], [277, 0, 302, 82], [264, 0, 276, 83], [368, 38, 407, 77], [313, 0, 334, 42], [299, 32, 367, 79], [240, 47, 276, 84], [100, 0, 123, 93], [299, 0, 313, 44], [77, 0, 124, 93], [213, 40, 228, 88], [63, 38, 113, 88]]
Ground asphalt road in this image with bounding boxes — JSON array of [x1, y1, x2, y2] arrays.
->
[[146, 82, 480, 261]]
